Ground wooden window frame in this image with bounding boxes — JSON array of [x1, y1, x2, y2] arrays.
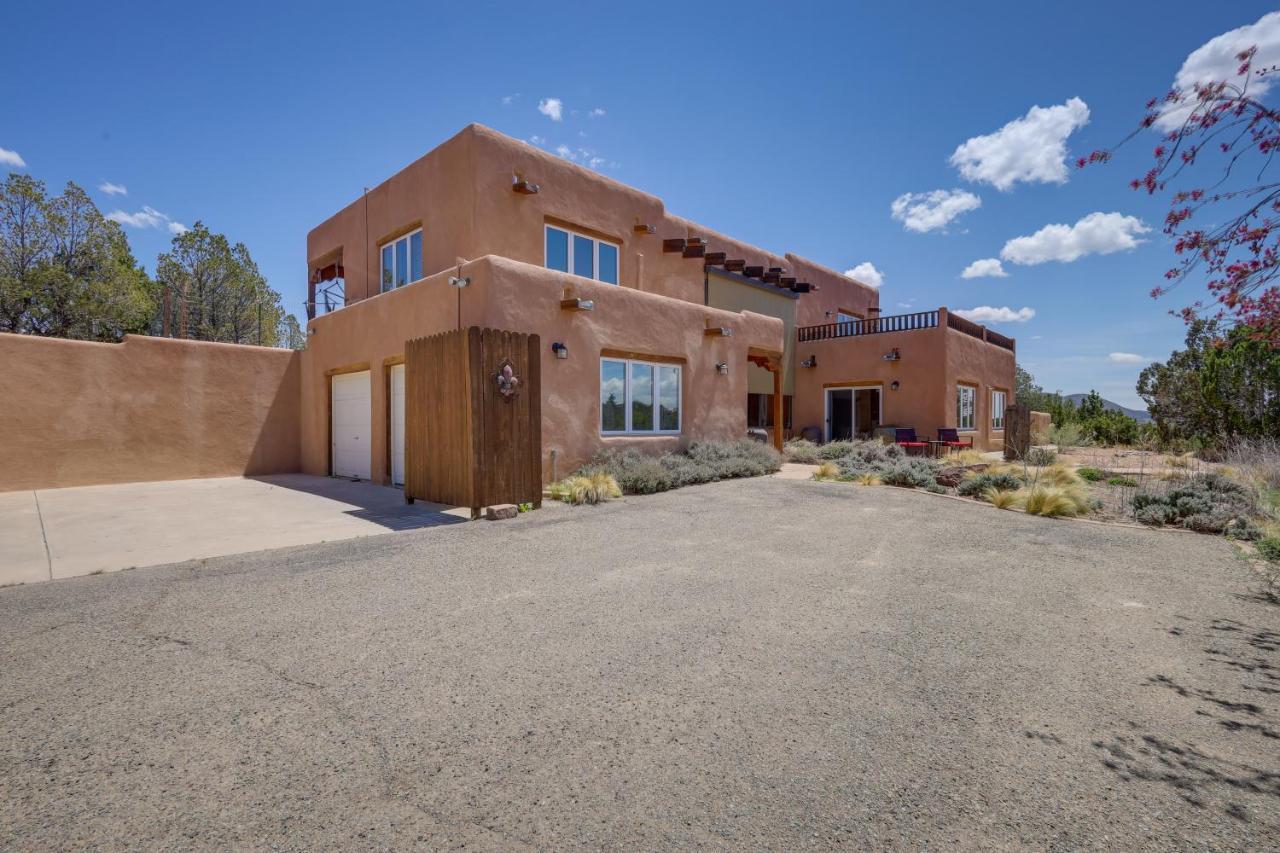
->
[[600, 357, 681, 435]]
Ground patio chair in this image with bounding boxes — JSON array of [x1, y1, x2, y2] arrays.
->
[[894, 428, 928, 455], [937, 428, 974, 453]]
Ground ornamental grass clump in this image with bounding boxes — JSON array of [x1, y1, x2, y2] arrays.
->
[[814, 462, 840, 481], [1022, 485, 1089, 517], [549, 471, 622, 505], [986, 488, 1020, 509]]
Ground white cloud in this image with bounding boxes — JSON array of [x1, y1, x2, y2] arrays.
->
[[1158, 12, 1280, 130], [889, 188, 981, 233], [949, 97, 1090, 191], [537, 97, 563, 121], [107, 205, 185, 234], [954, 305, 1036, 324], [501, 93, 520, 105], [1108, 352, 1147, 364], [843, 262, 884, 289], [1000, 211, 1149, 265], [98, 181, 127, 196], [529, 135, 546, 146], [554, 145, 607, 170], [589, 107, 606, 117], [960, 258, 1008, 279], [0, 147, 25, 168]]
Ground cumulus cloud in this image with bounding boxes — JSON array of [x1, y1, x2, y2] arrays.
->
[[843, 262, 884, 289], [98, 181, 127, 196], [589, 107, 606, 117], [554, 145, 606, 170], [954, 305, 1035, 324], [890, 189, 981, 233], [107, 205, 186, 235], [1157, 12, 1280, 130], [0, 147, 25, 168], [537, 97, 563, 121], [1000, 211, 1149, 265], [501, 93, 520, 105], [1109, 352, 1148, 364], [949, 98, 1090, 191], [529, 135, 546, 146], [960, 258, 1008, 279]]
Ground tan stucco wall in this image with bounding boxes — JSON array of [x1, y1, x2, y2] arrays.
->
[[792, 312, 1015, 451], [300, 256, 784, 484], [0, 333, 300, 492]]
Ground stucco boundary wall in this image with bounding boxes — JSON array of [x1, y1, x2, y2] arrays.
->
[[300, 255, 786, 484], [0, 333, 301, 493]]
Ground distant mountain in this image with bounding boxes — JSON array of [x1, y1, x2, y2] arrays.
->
[[1064, 394, 1151, 423]]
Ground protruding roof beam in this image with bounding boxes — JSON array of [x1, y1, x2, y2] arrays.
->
[[662, 238, 686, 253]]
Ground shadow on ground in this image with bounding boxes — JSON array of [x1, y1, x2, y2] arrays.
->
[[251, 474, 468, 532]]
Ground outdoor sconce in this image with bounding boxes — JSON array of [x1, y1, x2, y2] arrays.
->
[[633, 219, 656, 235], [551, 342, 568, 359], [559, 297, 594, 311], [891, 380, 900, 391], [800, 356, 817, 368], [882, 347, 900, 361], [704, 326, 733, 337], [512, 172, 540, 194], [449, 276, 470, 289], [716, 362, 729, 375]]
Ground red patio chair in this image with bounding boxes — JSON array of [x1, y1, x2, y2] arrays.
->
[[894, 428, 928, 455], [937, 428, 973, 453]]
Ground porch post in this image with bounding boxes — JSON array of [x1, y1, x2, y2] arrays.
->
[[771, 364, 784, 452]]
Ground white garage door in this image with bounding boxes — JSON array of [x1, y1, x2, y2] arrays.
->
[[331, 371, 371, 480], [390, 363, 405, 486]]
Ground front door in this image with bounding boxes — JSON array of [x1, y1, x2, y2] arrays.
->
[[827, 388, 853, 441]]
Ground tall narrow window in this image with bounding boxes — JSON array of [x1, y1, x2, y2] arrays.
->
[[991, 390, 1006, 430], [600, 358, 681, 434], [545, 224, 620, 284], [957, 384, 977, 431], [379, 228, 423, 293]]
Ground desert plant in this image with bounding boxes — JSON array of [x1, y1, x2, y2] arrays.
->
[[1048, 422, 1086, 450], [1023, 486, 1081, 517], [814, 462, 840, 481], [878, 458, 942, 489], [853, 471, 882, 486], [985, 488, 1020, 509], [1107, 476, 1139, 487], [1027, 446, 1057, 466], [550, 472, 621, 505], [783, 438, 820, 464], [1131, 472, 1260, 534], [949, 448, 987, 466], [582, 441, 781, 495], [924, 483, 947, 494], [1257, 538, 1280, 562], [1077, 467, 1106, 482], [958, 471, 1024, 497], [1165, 455, 1191, 469], [1036, 463, 1081, 488], [817, 440, 859, 460]]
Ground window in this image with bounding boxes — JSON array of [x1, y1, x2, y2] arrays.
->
[[600, 358, 680, 434], [957, 384, 977, 431], [747, 393, 793, 429], [836, 311, 861, 324], [546, 224, 620, 284], [380, 229, 423, 293], [991, 390, 1007, 430]]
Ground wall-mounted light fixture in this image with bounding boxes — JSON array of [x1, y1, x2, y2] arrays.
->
[[891, 380, 900, 391], [882, 347, 900, 361], [559, 297, 594, 311], [551, 342, 568, 359], [633, 219, 656, 234], [512, 172, 539, 194], [704, 326, 733, 337], [716, 362, 729, 375], [449, 276, 470, 289], [800, 356, 817, 368]]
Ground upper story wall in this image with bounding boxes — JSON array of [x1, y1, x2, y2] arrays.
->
[[307, 124, 878, 325]]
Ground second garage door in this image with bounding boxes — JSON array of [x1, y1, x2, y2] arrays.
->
[[331, 371, 371, 480]]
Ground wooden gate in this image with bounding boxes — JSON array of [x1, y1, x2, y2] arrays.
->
[[1003, 402, 1031, 461], [404, 327, 542, 516]]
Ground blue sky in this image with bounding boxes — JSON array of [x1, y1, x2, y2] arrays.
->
[[5, 2, 1277, 408]]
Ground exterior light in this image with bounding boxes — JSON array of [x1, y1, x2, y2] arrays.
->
[[891, 380, 900, 390], [449, 276, 470, 288], [882, 347, 900, 361], [512, 172, 539, 194], [551, 342, 568, 359], [704, 326, 733, 337], [800, 356, 817, 368], [716, 362, 729, 375], [559, 297, 594, 311]]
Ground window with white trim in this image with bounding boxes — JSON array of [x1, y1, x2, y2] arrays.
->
[[957, 384, 977, 431], [546, 224, 619, 284], [600, 358, 680, 434], [380, 229, 423, 293], [991, 390, 1007, 430]]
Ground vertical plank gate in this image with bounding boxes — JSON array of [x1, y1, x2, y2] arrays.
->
[[404, 327, 542, 516], [1003, 402, 1031, 461]]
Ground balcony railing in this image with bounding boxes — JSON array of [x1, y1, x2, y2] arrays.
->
[[797, 310, 939, 342], [795, 308, 1015, 352]]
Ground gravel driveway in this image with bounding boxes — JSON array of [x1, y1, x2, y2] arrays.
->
[[1, 477, 1277, 850]]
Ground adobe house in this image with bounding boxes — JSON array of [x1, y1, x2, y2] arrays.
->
[[304, 124, 1015, 487], [0, 124, 1014, 499]]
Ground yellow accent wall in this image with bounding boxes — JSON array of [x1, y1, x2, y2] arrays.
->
[[706, 271, 796, 395]]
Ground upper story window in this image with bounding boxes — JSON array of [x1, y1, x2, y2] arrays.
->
[[546, 224, 619, 285], [836, 311, 861, 324], [380, 229, 423, 293]]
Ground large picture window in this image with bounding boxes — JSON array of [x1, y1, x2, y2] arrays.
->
[[991, 390, 1007, 430], [380, 229, 423, 293], [546, 224, 620, 284], [957, 384, 977, 431], [600, 358, 680, 434]]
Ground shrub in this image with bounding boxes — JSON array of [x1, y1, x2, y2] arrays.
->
[[1023, 486, 1080, 517], [582, 441, 781, 495], [1131, 472, 1260, 534], [949, 448, 987, 466], [814, 462, 839, 480], [817, 440, 859, 460], [1257, 538, 1280, 561], [1049, 422, 1086, 449], [924, 482, 947, 494], [1166, 455, 1191, 469], [958, 471, 1023, 497], [878, 458, 942, 488], [1027, 447, 1057, 466], [1037, 463, 1081, 488], [549, 471, 622, 505], [1107, 476, 1139, 487], [1077, 467, 1105, 482], [1135, 503, 1177, 526], [687, 440, 782, 479], [854, 472, 882, 486], [784, 438, 820, 464], [1225, 517, 1263, 541], [986, 488, 1019, 509]]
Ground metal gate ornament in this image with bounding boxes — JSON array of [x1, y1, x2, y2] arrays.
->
[[496, 361, 520, 399]]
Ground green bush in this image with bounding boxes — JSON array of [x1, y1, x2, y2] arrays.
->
[[1256, 538, 1280, 561], [958, 472, 1024, 498], [1077, 467, 1106, 482], [582, 440, 781, 495], [1027, 447, 1057, 466], [1131, 473, 1259, 534], [1135, 503, 1177, 526], [1106, 476, 1139, 487], [1049, 422, 1086, 449], [783, 438, 820, 464], [817, 440, 859, 460]]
